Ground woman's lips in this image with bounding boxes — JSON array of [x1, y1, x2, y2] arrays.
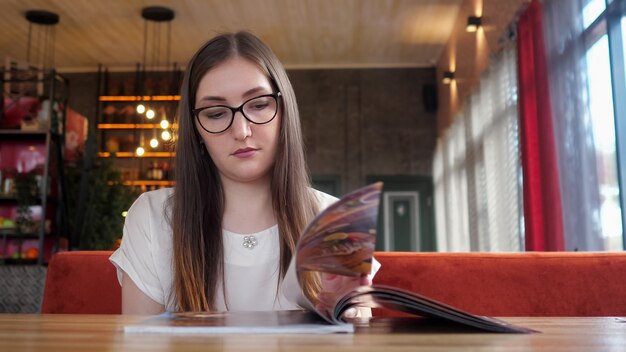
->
[[232, 147, 258, 158]]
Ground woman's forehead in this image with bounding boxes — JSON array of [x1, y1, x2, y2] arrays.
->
[[196, 57, 272, 100]]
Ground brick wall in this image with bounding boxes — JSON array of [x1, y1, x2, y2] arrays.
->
[[63, 67, 438, 193]]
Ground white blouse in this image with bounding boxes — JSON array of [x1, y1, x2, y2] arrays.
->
[[110, 187, 356, 312]]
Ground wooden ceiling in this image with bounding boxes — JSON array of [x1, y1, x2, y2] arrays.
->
[[0, 0, 467, 72]]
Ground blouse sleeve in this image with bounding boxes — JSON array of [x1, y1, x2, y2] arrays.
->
[[109, 193, 164, 305]]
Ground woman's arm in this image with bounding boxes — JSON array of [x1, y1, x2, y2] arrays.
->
[[121, 273, 165, 315]]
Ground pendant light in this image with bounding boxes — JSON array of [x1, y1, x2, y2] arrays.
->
[[25, 10, 59, 71], [18, 10, 59, 99], [136, 6, 175, 154], [149, 135, 159, 148], [136, 130, 145, 155], [159, 108, 169, 129]]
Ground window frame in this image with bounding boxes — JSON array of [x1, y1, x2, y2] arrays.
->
[[579, 0, 626, 249], [604, 0, 626, 249]]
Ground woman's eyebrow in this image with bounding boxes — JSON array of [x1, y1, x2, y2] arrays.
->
[[198, 95, 227, 103], [197, 86, 270, 103], [242, 86, 269, 97]]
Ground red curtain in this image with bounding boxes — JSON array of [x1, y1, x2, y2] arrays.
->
[[517, 0, 565, 251]]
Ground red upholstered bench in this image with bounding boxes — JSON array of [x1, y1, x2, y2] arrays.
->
[[373, 252, 626, 316], [42, 251, 121, 314], [42, 251, 626, 316]]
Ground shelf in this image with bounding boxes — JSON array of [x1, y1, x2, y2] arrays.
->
[[0, 196, 42, 205], [98, 152, 175, 158], [0, 130, 49, 139], [0, 129, 47, 135], [97, 123, 178, 129], [0, 195, 54, 203], [107, 180, 174, 187], [0, 231, 40, 239], [0, 257, 39, 265], [99, 95, 180, 102]]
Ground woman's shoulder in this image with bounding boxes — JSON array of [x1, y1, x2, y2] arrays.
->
[[122, 187, 174, 250], [310, 188, 339, 211], [127, 187, 174, 218], [139, 187, 174, 204]]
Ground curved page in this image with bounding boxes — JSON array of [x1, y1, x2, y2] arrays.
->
[[296, 182, 383, 322]]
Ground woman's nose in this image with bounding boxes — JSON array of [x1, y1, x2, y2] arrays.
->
[[231, 111, 252, 140]]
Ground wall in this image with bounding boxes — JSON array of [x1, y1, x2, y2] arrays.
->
[[63, 72, 99, 126], [290, 68, 437, 193], [436, 0, 526, 135], [62, 68, 438, 194]]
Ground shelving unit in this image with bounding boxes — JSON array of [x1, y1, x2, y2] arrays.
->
[[95, 66, 181, 192], [0, 124, 52, 258], [0, 68, 68, 265]]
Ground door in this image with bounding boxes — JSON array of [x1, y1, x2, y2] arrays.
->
[[367, 175, 436, 251], [384, 192, 420, 251]]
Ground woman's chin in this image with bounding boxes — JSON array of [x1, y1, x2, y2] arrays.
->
[[221, 168, 272, 184]]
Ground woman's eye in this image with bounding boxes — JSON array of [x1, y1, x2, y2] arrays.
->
[[204, 110, 226, 119], [251, 102, 269, 110]]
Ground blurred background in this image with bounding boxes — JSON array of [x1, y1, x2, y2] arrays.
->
[[0, 0, 624, 311]]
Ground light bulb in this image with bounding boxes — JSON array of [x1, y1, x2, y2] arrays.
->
[[161, 130, 171, 141], [150, 138, 159, 148], [146, 109, 155, 119], [136, 104, 146, 114], [160, 119, 169, 129], [136, 146, 145, 156]]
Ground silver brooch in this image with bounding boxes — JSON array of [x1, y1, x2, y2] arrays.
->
[[243, 235, 258, 249]]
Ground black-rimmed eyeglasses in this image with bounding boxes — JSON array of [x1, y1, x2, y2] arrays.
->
[[192, 92, 282, 134]]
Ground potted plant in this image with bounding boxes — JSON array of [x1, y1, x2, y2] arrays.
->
[[65, 155, 139, 250]]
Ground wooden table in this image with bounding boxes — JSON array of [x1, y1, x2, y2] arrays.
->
[[1, 314, 625, 351]]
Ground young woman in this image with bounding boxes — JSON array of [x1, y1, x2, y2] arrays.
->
[[110, 31, 377, 315]]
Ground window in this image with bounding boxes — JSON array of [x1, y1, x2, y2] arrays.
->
[[553, 0, 626, 250], [623, 16, 626, 76], [585, 34, 623, 250], [583, 0, 606, 28], [581, 0, 626, 250]]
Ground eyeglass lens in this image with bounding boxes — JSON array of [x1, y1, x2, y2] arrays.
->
[[196, 95, 278, 133]]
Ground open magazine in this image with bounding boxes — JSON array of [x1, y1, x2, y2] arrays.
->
[[125, 182, 535, 334], [293, 182, 533, 333]]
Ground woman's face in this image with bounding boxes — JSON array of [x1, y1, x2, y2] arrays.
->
[[194, 57, 281, 184]]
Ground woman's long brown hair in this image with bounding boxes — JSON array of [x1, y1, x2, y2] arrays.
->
[[170, 32, 320, 311]]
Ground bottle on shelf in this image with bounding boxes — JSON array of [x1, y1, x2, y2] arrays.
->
[[156, 162, 164, 181], [146, 161, 163, 180], [121, 134, 135, 153], [145, 162, 153, 180], [105, 137, 120, 153], [162, 162, 170, 180]]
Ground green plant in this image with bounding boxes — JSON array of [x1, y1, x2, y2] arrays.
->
[[65, 155, 139, 250]]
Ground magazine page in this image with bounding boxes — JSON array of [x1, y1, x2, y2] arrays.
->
[[124, 310, 354, 335], [295, 182, 383, 323], [333, 286, 537, 333]]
